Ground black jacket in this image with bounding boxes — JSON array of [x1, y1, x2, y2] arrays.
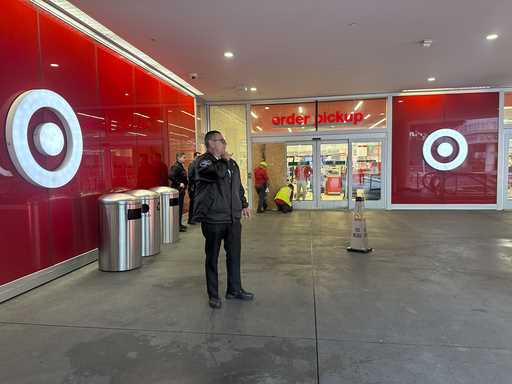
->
[[169, 161, 188, 190], [187, 157, 199, 196], [192, 152, 248, 224]]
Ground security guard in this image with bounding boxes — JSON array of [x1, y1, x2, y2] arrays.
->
[[192, 130, 254, 309]]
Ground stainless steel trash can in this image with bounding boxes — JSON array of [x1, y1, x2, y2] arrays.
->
[[127, 189, 161, 256], [150, 186, 180, 244], [98, 193, 142, 272]]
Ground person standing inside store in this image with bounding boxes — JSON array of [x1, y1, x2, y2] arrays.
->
[[169, 152, 188, 232], [294, 162, 312, 200], [192, 130, 254, 309], [253, 160, 269, 213], [187, 151, 201, 225]]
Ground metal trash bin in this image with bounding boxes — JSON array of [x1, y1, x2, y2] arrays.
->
[[127, 189, 161, 256], [98, 193, 142, 271], [150, 186, 180, 244]]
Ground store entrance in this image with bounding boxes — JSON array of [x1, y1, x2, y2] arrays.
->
[[285, 139, 385, 209]]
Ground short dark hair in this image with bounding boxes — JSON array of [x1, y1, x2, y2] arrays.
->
[[204, 130, 221, 148], [176, 152, 186, 160]]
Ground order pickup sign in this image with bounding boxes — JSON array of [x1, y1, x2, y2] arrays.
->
[[272, 111, 364, 127]]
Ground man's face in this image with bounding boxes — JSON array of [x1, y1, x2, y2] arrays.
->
[[178, 155, 186, 163], [209, 133, 227, 153]]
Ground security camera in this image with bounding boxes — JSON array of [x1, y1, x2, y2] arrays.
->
[[189, 73, 198, 80]]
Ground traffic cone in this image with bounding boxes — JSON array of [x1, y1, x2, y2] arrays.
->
[[347, 195, 373, 253]]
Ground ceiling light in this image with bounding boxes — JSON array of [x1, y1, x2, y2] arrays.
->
[[364, 114, 371, 120], [298, 106, 304, 114], [256, 126, 262, 131], [124, 93, 129, 96], [265, 106, 270, 110], [486, 34, 499, 40], [428, 77, 436, 82], [50, 63, 59, 68], [354, 101, 363, 111], [380, 112, 385, 116], [398, 100, 404, 103], [224, 51, 234, 58], [421, 39, 433, 48], [251, 111, 258, 119], [250, 87, 257, 92]]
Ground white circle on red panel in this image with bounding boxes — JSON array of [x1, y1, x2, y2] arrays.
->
[[422, 128, 468, 171], [5, 89, 83, 188]]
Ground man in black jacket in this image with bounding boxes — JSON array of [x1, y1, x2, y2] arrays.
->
[[193, 131, 254, 309], [187, 151, 201, 225], [169, 152, 188, 232]]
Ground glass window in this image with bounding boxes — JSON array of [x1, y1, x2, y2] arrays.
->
[[505, 93, 512, 125], [508, 138, 512, 199], [251, 102, 316, 134], [209, 105, 248, 189], [320, 143, 348, 201], [317, 98, 387, 131]]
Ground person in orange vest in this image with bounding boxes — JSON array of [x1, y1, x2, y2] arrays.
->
[[274, 184, 294, 213], [253, 160, 269, 213]]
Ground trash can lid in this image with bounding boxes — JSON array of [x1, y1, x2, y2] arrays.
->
[[127, 189, 160, 199], [149, 186, 179, 195], [99, 193, 141, 205]]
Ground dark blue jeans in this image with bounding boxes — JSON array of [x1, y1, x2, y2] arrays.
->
[[255, 185, 267, 212]]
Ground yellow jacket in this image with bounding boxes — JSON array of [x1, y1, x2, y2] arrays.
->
[[274, 186, 293, 207]]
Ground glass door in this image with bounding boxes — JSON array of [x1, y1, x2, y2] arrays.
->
[[286, 143, 315, 209], [317, 141, 349, 209], [348, 140, 385, 209]]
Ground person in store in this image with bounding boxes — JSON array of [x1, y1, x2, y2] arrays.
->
[[274, 183, 294, 213], [294, 162, 312, 200], [169, 152, 188, 232], [253, 160, 269, 213], [192, 130, 254, 309], [187, 151, 201, 225]]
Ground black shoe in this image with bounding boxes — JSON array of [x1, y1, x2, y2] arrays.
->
[[179, 225, 187, 232], [226, 289, 254, 301], [209, 297, 222, 309]]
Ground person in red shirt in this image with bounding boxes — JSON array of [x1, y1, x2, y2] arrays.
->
[[294, 162, 312, 200], [254, 160, 269, 213]]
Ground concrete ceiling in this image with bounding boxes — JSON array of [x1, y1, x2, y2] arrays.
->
[[71, 0, 512, 101]]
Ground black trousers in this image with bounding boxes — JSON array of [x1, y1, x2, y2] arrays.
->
[[276, 201, 293, 213], [188, 192, 195, 224], [178, 190, 185, 226], [201, 221, 242, 299], [255, 185, 267, 212]]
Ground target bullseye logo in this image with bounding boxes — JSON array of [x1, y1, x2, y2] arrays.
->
[[422, 128, 468, 171], [5, 89, 83, 188]]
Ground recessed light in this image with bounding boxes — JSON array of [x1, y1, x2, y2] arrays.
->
[[298, 106, 304, 114], [486, 34, 499, 40], [250, 87, 257, 92], [124, 93, 129, 96], [398, 100, 404, 103], [50, 63, 59, 68], [428, 77, 436, 82], [265, 106, 270, 110], [224, 51, 234, 58]]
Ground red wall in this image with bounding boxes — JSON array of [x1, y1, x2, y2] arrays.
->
[[392, 93, 499, 204], [0, 1, 196, 285]]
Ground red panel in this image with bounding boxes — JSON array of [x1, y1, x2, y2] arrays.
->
[[0, 1, 52, 285], [392, 93, 499, 204], [0, 0, 196, 287]]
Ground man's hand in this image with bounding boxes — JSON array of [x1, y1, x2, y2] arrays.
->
[[242, 207, 251, 218]]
